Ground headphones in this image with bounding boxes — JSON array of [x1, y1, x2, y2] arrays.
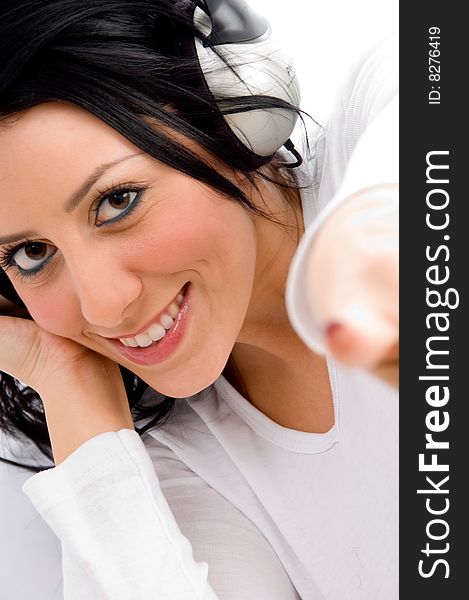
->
[[188, 0, 303, 166]]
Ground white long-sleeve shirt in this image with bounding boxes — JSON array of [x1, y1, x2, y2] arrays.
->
[[14, 36, 397, 600]]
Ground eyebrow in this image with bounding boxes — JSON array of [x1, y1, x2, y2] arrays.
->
[[64, 151, 145, 213], [0, 151, 145, 246]]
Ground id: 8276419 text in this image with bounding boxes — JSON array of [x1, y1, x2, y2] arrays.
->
[[428, 26, 441, 105]]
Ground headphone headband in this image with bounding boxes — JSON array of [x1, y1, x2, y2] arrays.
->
[[202, 0, 270, 46]]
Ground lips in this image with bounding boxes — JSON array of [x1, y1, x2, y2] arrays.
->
[[106, 282, 192, 367]]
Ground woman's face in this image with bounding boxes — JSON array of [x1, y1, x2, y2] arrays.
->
[[0, 103, 260, 396]]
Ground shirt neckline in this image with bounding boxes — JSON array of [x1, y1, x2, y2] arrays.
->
[[213, 353, 340, 455]]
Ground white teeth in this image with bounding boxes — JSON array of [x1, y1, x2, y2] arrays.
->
[[135, 332, 153, 347], [160, 314, 174, 330], [118, 289, 185, 348], [168, 303, 179, 319], [148, 323, 166, 342]]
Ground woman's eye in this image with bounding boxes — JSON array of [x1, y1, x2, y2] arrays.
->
[[11, 242, 56, 272], [0, 187, 143, 279], [95, 189, 140, 226]]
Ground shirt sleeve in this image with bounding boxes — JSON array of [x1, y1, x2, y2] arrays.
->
[[22, 428, 219, 600], [22, 428, 300, 600], [286, 35, 399, 355]]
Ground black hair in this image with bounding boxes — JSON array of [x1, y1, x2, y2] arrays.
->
[[0, 0, 314, 472]]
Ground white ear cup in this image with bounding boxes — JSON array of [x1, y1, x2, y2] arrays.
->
[[194, 8, 301, 157]]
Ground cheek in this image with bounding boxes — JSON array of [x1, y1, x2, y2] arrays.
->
[[132, 189, 257, 287], [20, 287, 83, 339]]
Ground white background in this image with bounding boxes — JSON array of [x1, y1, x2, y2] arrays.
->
[[0, 1, 398, 598], [252, 0, 398, 122]]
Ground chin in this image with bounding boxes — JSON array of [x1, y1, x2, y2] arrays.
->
[[141, 357, 227, 399]]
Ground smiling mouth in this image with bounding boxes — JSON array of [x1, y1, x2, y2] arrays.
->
[[113, 283, 189, 348]]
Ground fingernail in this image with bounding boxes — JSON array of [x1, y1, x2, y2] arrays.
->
[[325, 322, 343, 337]]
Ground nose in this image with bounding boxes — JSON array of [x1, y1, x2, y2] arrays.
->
[[66, 251, 142, 330]]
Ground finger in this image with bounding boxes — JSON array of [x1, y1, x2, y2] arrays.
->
[[326, 322, 399, 389], [371, 355, 399, 389], [324, 312, 398, 369], [0, 315, 42, 383]]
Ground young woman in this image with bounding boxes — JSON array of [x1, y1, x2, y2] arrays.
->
[[0, 0, 398, 598]]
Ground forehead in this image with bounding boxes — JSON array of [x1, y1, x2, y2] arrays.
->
[[0, 102, 138, 181]]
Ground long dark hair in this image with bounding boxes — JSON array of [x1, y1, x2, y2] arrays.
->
[[0, 0, 313, 472]]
